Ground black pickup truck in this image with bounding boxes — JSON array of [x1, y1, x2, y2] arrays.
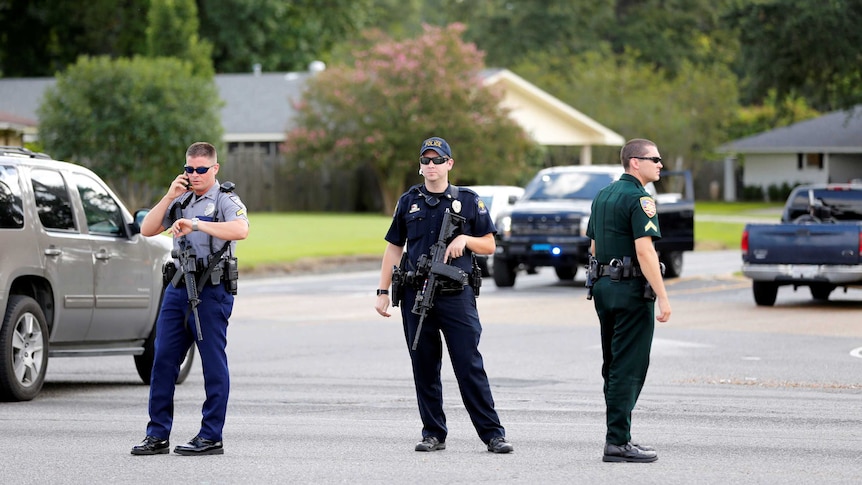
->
[[741, 184, 862, 306], [492, 165, 695, 287]]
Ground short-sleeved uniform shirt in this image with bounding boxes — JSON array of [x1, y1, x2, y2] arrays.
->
[[163, 180, 249, 260], [586, 173, 661, 263], [385, 184, 495, 274]]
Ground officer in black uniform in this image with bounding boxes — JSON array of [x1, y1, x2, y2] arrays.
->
[[586, 138, 671, 463], [374, 136, 513, 454], [132, 142, 249, 456]]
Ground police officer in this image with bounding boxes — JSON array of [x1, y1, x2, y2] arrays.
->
[[374, 136, 513, 454], [132, 142, 249, 456], [586, 138, 671, 463]]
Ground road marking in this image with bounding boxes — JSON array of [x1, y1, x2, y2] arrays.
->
[[850, 347, 862, 359]]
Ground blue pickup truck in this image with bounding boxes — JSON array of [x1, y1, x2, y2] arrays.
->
[[741, 184, 862, 306]]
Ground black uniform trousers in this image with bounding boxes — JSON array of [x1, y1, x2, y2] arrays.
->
[[401, 286, 505, 443], [592, 276, 655, 445]]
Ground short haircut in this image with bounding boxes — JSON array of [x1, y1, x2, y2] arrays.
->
[[186, 142, 217, 163], [620, 138, 656, 170]]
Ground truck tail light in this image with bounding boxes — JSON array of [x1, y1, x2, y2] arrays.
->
[[741, 229, 749, 254]]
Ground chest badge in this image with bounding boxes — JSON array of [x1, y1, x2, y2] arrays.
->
[[204, 202, 216, 217], [451, 200, 462, 213], [409, 204, 420, 213]]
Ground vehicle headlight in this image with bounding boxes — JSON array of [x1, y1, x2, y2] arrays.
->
[[498, 215, 512, 238], [579, 217, 589, 237]]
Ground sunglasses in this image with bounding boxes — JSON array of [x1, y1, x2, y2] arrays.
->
[[633, 156, 662, 164], [184, 164, 217, 174], [419, 156, 449, 165]]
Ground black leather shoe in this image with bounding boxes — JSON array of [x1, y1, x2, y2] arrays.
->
[[631, 441, 655, 452], [131, 436, 169, 455], [174, 436, 224, 456], [487, 436, 514, 453], [603, 442, 657, 463], [415, 436, 446, 452]]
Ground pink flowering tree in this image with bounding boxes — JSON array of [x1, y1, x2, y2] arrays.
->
[[282, 23, 537, 215]]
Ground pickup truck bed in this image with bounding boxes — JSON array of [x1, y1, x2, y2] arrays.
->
[[741, 184, 862, 305]]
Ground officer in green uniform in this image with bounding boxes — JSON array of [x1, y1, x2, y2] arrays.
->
[[586, 138, 671, 463]]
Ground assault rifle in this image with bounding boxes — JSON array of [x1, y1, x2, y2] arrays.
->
[[171, 236, 203, 341], [410, 210, 469, 350]]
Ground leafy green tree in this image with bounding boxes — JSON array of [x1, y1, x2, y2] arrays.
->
[[0, 0, 149, 76], [728, 0, 862, 111], [37, 56, 223, 208], [147, 0, 213, 76], [197, 0, 376, 73], [725, 91, 819, 142], [514, 45, 739, 168], [605, 0, 739, 74], [439, 0, 613, 67], [282, 24, 539, 214]]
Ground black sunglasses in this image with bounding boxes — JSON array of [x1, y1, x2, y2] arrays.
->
[[419, 156, 449, 165], [184, 164, 217, 174], [633, 156, 662, 164]]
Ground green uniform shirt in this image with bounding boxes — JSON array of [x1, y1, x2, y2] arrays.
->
[[586, 173, 662, 263]]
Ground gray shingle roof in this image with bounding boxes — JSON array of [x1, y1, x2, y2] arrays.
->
[[0, 73, 312, 142], [215, 72, 311, 141], [718, 106, 862, 154]]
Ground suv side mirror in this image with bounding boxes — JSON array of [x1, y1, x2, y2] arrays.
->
[[131, 209, 149, 235], [508, 194, 519, 204]]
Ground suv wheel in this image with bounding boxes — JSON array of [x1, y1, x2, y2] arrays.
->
[[554, 266, 577, 281], [492, 259, 517, 287], [0, 295, 50, 402], [660, 251, 683, 278]]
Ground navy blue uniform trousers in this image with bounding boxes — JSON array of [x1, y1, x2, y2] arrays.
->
[[401, 286, 505, 443], [146, 282, 233, 441]]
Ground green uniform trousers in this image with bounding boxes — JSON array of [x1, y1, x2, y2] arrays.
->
[[592, 276, 655, 445]]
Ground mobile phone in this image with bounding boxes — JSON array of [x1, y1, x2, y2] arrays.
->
[[183, 174, 191, 189]]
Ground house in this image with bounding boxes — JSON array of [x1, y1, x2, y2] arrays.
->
[[0, 66, 624, 210], [718, 107, 862, 198]]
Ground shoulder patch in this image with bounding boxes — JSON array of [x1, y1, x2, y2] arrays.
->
[[477, 197, 488, 214], [640, 197, 656, 218]]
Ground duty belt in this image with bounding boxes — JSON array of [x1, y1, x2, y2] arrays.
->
[[597, 263, 644, 278]]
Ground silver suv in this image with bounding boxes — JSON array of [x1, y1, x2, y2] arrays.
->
[[0, 147, 193, 401]]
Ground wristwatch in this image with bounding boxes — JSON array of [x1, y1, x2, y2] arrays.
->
[[191, 217, 200, 231], [376, 289, 389, 296]]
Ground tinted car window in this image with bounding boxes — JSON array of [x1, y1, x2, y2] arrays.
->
[[787, 188, 862, 221], [72, 173, 124, 236], [523, 172, 616, 201], [0, 165, 24, 229], [30, 168, 75, 231]]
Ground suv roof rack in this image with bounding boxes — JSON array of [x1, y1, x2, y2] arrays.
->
[[0, 146, 52, 160]]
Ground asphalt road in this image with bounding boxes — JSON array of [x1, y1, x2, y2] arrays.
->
[[2, 250, 861, 484]]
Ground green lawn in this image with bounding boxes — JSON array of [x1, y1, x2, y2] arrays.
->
[[231, 202, 784, 270], [694, 201, 782, 250]]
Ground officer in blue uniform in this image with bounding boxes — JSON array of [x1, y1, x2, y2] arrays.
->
[[374, 136, 513, 454], [132, 142, 249, 456], [586, 138, 671, 463]]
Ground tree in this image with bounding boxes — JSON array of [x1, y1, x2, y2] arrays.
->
[[282, 24, 539, 214], [197, 0, 377, 73], [147, 0, 213, 77], [514, 45, 740, 169], [37, 56, 223, 209], [0, 0, 149, 76], [728, 0, 862, 111]]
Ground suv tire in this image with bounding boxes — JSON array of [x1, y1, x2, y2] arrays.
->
[[1, 295, 50, 402], [493, 259, 517, 287]]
